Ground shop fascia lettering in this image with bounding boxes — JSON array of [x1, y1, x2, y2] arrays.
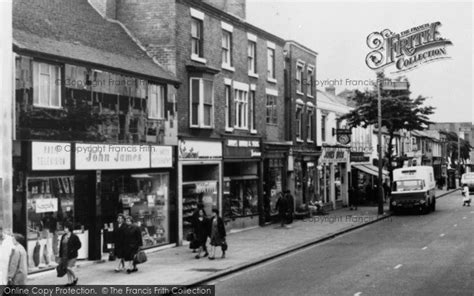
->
[[321, 148, 349, 163], [227, 139, 260, 148], [32, 142, 71, 170]]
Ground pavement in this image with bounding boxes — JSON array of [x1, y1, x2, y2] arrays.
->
[[27, 188, 457, 286]]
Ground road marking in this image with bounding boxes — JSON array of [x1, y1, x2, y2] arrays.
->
[[440, 233, 445, 237], [394, 264, 403, 269], [422, 246, 428, 250], [354, 292, 362, 296]]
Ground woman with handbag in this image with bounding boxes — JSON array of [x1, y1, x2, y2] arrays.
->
[[114, 214, 127, 272], [123, 216, 143, 274], [58, 223, 81, 286], [193, 209, 209, 259], [208, 208, 226, 260]]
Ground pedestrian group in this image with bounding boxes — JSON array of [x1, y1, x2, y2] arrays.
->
[[188, 207, 227, 260]]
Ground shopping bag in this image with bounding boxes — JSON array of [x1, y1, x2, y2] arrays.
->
[[56, 260, 67, 277], [221, 241, 228, 252], [133, 251, 147, 264]]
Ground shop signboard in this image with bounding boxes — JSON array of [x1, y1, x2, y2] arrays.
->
[[336, 129, 352, 145], [75, 144, 150, 170], [224, 139, 261, 158], [32, 142, 71, 171], [350, 152, 370, 163], [179, 140, 222, 159], [320, 147, 349, 164], [150, 146, 173, 168]]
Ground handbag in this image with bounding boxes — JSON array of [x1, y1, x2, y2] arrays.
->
[[56, 260, 67, 277], [186, 232, 195, 242], [133, 250, 147, 264], [221, 241, 228, 252]]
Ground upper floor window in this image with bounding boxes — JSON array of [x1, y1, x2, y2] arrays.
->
[[307, 107, 315, 142], [307, 66, 315, 97], [321, 114, 327, 142], [190, 78, 214, 128], [249, 89, 256, 132], [267, 48, 275, 79], [296, 64, 304, 94], [148, 83, 165, 119], [296, 105, 303, 141], [234, 89, 248, 129], [266, 95, 277, 124], [33, 62, 61, 108], [248, 41, 257, 74], [222, 30, 233, 68], [191, 18, 204, 58], [225, 84, 232, 130]]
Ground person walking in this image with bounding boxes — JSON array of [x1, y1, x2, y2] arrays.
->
[[0, 227, 14, 287], [208, 209, 226, 260], [58, 223, 81, 286], [123, 216, 143, 273], [275, 192, 289, 227], [462, 184, 471, 206], [114, 214, 127, 272], [7, 233, 28, 286], [190, 204, 205, 253], [193, 208, 209, 259], [285, 190, 295, 225]]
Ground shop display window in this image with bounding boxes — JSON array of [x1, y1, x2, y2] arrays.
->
[[223, 178, 258, 219], [182, 181, 218, 239], [118, 173, 170, 248], [266, 159, 283, 216], [26, 176, 78, 272]]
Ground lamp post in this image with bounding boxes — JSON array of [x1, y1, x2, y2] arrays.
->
[[377, 75, 384, 215], [458, 128, 461, 186]]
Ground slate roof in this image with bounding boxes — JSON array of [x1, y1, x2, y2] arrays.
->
[[13, 0, 178, 84]]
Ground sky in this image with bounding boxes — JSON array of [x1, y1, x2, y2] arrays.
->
[[246, 0, 473, 124]]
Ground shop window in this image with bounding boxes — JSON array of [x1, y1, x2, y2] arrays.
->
[[102, 173, 170, 249], [26, 176, 77, 272], [33, 62, 61, 108], [224, 178, 258, 218], [266, 158, 284, 219]]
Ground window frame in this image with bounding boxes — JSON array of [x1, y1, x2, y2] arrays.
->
[[233, 82, 249, 130], [221, 30, 234, 70], [296, 62, 304, 95], [147, 83, 166, 120], [189, 77, 214, 128], [225, 82, 233, 131], [191, 17, 206, 63], [307, 66, 315, 97], [295, 104, 303, 141], [307, 106, 315, 142], [266, 95, 278, 125], [267, 47, 276, 81], [248, 40, 257, 76], [33, 61, 62, 109], [249, 88, 256, 133]]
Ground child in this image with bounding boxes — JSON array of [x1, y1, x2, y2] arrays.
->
[[462, 184, 471, 206]]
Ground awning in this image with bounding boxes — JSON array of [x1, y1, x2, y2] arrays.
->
[[352, 163, 389, 177]]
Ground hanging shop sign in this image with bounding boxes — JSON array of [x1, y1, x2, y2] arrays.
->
[[320, 147, 349, 164], [350, 152, 370, 163], [32, 142, 71, 171], [179, 140, 222, 159], [75, 144, 150, 170], [336, 129, 352, 145], [150, 146, 173, 168]]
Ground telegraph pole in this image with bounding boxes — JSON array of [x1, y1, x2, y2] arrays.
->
[[377, 75, 384, 215]]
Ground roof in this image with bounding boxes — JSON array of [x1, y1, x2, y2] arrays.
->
[[285, 40, 318, 56], [13, 0, 178, 84], [316, 89, 352, 114]]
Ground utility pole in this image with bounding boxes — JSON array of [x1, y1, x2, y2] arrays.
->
[[458, 128, 461, 187], [377, 75, 384, 215]]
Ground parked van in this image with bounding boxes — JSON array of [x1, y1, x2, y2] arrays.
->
[[461, 172, 474, 193], [390, 166, 436, 214]]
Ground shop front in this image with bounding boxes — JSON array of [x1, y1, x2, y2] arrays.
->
[[291, 149, 320, 208], [223, 138, 263, 230], [263, 143, 290, 223], [318, 146, 350, 209], [14, 141, 176, 273], [178, 139, 222, 245]]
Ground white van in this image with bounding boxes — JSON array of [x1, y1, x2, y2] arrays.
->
[[390, 166, 436, 214]]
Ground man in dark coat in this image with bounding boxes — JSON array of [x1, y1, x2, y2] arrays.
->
[[123, 216, 143, 273], [275, 192, 288, 227], [285, 190, 295, 225]]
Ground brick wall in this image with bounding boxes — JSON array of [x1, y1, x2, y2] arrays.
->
[[201, 0, 246, 19], [284, 42, 318, 147], [116, 0, 177, 74]]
